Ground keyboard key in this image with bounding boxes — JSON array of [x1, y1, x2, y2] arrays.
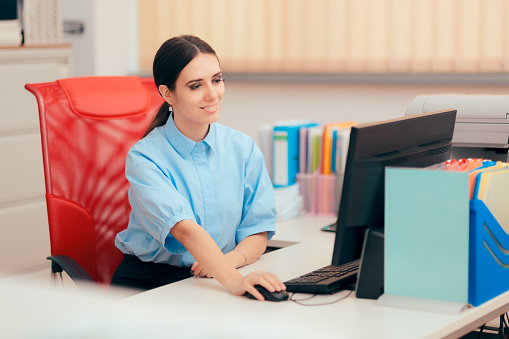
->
[[284, 259, 360, 294]]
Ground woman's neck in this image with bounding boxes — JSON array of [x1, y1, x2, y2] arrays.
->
[[173, 115, 210, 142]]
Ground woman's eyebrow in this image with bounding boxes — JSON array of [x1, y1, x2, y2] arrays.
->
[[185, 72, 222, 86], [185, 78, 202, 86]]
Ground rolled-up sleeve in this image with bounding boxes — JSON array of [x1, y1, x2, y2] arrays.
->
[[236, 142, 277, 243], [123, 149, 196, 255]]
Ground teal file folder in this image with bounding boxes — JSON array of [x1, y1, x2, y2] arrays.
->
[[385, 168, 470, 304], [273, 122, 317, 187]]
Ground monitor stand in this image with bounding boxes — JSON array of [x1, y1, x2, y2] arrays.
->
[[355, 227, 384, 299]]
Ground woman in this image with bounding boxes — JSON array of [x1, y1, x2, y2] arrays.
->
[[111, 35, 285, 301]]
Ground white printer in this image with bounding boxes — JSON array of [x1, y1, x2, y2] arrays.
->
[[406, 94, 509, 161]]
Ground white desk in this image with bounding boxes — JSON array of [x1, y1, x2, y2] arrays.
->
[[121, 215, 509, 339], [2, 215, 509, 338]]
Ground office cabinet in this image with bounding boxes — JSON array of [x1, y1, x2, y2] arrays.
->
[[0, 45, 71, 273]]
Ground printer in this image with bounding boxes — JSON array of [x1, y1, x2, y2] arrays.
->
[[406, 94, 509, 162]]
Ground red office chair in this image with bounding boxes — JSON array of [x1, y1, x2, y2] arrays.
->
[[25, 76, 163, 288]]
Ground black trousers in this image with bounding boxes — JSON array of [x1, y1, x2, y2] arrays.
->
[[111, 254, 193, 291]]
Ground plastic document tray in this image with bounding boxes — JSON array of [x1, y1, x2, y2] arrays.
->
[[385, 168, 509, 308], [469, 199, 509, 306]]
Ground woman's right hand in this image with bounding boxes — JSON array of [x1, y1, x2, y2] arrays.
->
[[227, 271, 286, 301]]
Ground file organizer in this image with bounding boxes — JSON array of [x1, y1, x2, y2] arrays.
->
[[317, 174, 337, 215], [385, 167, 509, 307], [296, 172, 338, 216], [469, 199, 509, 306], [296, 172, 318, 214], [278, 121, 353, 216]]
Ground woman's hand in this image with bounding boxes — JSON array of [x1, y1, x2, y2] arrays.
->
[[191, 259, 286, 300], [171, 221, 282, 298], [227, 271, 286, 301], [190, 261, 285, 301], [191, 261, 212, 278]]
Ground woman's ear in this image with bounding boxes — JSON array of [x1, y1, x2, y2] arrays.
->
[[159, 85, 173, 105]]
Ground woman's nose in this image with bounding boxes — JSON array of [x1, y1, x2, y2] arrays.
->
[[204, 83, 218, 100]]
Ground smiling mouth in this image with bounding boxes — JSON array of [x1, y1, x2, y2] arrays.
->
[[202, 104, 217, 112]]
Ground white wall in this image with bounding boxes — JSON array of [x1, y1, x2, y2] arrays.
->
[[61, 0, 94, 76], [61, 0, 137, 77], [219, 78, 509, 145]]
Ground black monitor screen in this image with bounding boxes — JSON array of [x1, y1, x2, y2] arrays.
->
[[331, 109, 457, 266]]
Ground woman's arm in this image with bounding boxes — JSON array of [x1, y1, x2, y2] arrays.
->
[[227, 232, 267, 268], [170, 220, 284, 300], [191, 232, 267, 276]]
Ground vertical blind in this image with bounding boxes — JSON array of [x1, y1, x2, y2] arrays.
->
[[138, 0, 509, 74]]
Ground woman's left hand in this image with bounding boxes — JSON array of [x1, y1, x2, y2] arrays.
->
[[191, 261, 212, 278]]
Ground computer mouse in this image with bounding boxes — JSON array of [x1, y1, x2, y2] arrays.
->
[[245, 285, 289, 302]]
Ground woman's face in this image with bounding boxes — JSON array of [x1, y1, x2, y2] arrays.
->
[[160, 52, 225, 142]]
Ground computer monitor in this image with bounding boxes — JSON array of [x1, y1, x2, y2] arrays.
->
[[331, 109, 457, 266]]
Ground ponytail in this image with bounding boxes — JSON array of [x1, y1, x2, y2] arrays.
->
[[143, 101, 171, 138]]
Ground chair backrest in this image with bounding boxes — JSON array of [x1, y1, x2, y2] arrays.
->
[[25, 77, 163, 285]]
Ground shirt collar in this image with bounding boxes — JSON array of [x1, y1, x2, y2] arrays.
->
[[163, 114, 216, 156]]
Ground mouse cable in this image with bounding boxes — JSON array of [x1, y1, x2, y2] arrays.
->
[[289, 290, 353, 306]]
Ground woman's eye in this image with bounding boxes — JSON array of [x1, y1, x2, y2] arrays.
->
[[213, 77, 224, 84], [190, 84, 201, 90]]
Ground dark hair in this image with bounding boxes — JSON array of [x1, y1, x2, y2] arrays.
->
[[143, 35, 218, 137]]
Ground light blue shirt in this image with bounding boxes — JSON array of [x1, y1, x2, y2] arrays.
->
[[115, 115, 277, 267]]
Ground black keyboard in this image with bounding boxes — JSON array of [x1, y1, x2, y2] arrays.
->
[[284, 259, 360, 294]]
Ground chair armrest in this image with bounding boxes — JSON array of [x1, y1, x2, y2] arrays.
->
[[47, 255, 95, 286]]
